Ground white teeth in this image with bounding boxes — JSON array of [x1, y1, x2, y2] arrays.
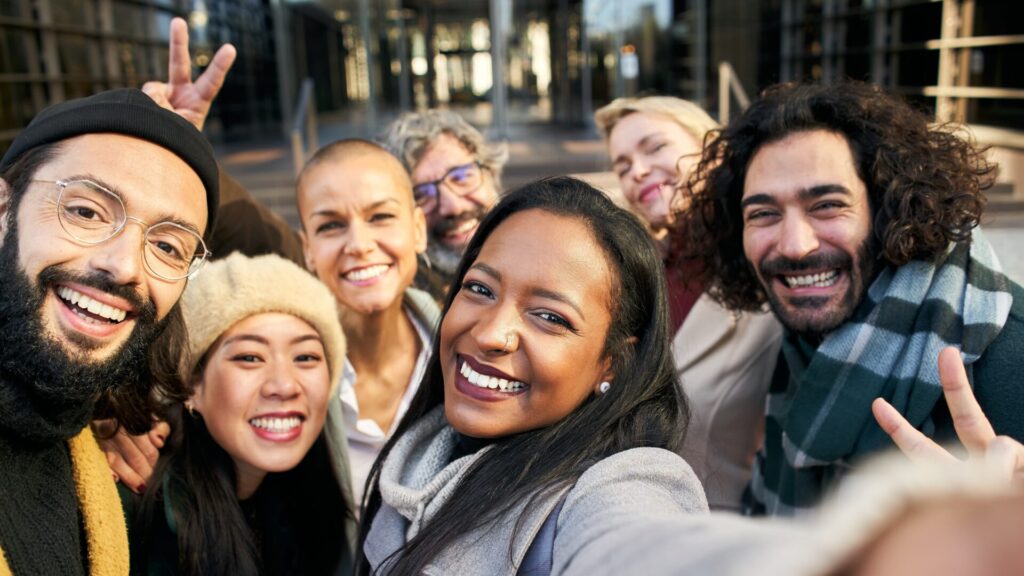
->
[[344, 264, 389, 282], [249, 416, 302, 432], [450, 219, 477, 236], [783, 270, 840, 288], [56, 286, 129, 323], [460, 360, 526, 393]]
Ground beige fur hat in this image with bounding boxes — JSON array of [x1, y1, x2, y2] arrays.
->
[[179, 252, 346, 392]]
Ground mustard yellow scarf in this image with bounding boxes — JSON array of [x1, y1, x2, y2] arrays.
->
[[0, 428, 129, 576]]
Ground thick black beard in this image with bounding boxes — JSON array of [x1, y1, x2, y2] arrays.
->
[[758, 241, 877, 341], [0, 224, 169, 443]]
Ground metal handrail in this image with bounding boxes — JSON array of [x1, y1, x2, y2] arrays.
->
[[291, 77, 318, 176], [718, 61, 750, 125]]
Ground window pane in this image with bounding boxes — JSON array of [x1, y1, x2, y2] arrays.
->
[[51, 0, 93, 27], [0, 28, 36, 74]]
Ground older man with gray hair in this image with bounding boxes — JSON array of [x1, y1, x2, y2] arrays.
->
[[383, 110, 507, 293]]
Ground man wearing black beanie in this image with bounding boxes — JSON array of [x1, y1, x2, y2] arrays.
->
[[0, 88, 218, 575]]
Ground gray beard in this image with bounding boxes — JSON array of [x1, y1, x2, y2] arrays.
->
[[426, 241, 464, 276]]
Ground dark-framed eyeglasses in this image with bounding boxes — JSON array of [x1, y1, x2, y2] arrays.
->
[[35, 178, 210, 281], [412, 161, 486, 214]]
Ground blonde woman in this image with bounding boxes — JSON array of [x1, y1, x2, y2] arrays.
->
[[595, 96, 782, 511]]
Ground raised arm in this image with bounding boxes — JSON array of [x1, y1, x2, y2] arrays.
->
[[142, 17, 237, 131]]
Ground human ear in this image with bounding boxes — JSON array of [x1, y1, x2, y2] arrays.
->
[[0, 178, 10, 240], [187, 376, 205, 415], [593, 336, 638, 395], [413, 205, 428, 254], [594, 358, 616, 395], [298, 227, 316, 274]]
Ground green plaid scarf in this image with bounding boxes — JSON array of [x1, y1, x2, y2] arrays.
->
[[748, 230, 1013, 516]]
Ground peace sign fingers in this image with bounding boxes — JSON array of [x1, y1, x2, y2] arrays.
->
[[871, 397, 956, 463], [937, 346, 996, 455]]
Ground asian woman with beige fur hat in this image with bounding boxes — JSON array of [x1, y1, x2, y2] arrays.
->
[[124, 252, 356, 576]]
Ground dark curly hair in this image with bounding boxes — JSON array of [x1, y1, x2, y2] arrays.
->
[[677, 81, 997, 311]]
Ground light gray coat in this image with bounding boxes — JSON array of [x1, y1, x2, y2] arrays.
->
[[363, 406, 709, 575]]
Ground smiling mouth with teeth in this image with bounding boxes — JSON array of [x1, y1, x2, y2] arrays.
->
[[441, 219, 478, 242], [782, 270, 840, 289], [460, 360, 526, 393], [249, 415, 303, 432], [56, 286, 129, 324], [343, 264, 390, 283]]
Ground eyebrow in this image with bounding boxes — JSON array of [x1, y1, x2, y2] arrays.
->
[[471, 262, 502, 280], [740, 184, 852, 210], [416, 161, 477, 185], [311, 198, 401, 218], [73, 173, 204, 235], [531, 287, 586, 321], [222, 334, 270, 346], [470, 262, 586, 320], [800, 184, 852, 200], [222, 333, 323, 347], [612, 133, 659, 167]]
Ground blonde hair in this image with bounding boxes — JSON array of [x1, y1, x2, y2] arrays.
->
[[594, 96, 719, 145]]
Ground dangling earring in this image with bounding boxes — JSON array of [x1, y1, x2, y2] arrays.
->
[[598, 381, 611, 395]]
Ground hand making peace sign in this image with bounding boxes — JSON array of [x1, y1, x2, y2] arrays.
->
[[872, 346, 1024, 483], [142, 17, 236, 131]]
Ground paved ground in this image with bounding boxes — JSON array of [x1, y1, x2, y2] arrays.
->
[[214, 115, 1024, 284]]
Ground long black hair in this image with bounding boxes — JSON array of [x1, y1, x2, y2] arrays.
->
[[356, 176, 687, 574], [132, 357, 352, 575]]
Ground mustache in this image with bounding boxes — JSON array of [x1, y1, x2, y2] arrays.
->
[[432, 207, 488, 237], [760, 250, 853, 277], [37, 265, 156, 323]]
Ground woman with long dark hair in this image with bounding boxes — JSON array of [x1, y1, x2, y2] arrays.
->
[[128, 253, 355, 575], [356, 177, 709, 575]]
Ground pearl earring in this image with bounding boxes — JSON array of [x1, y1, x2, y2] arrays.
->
[[599, 381, 611, 394]]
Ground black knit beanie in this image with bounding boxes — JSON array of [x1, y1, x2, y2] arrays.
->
[[0, 88, 219, 234]]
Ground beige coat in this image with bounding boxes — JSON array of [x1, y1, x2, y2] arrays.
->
[[673, 293, 782, 511]]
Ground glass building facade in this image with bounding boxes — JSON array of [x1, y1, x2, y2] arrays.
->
[[2, 0, 1021, 152]]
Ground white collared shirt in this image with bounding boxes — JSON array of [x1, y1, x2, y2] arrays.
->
[[338, 307, 432, 506]]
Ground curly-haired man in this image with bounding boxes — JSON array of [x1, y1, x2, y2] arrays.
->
[[679, 81, 1024, 516]]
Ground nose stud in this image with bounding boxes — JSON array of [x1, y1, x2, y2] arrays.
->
[[503, 332, 514, 353]]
